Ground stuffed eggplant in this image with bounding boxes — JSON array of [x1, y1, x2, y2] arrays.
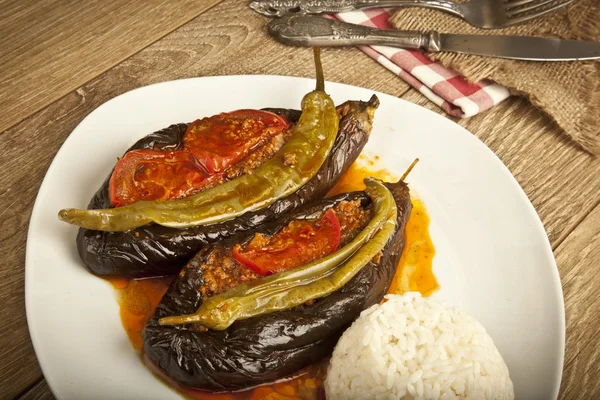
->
[[142, 178, 412, 391], [75, 97, 379, 278]]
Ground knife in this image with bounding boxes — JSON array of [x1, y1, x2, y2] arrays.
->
[[268, 15, 600, 61]]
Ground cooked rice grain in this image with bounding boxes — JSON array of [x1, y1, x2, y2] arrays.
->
[[325, 293, 514, 400]]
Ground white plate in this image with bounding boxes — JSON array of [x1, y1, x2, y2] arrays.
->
[[26, 76, 565, 400]]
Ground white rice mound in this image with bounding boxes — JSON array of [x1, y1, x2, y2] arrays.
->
[[325, 293, 514, 400]]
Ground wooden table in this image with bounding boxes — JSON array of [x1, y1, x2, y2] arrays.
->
[[1, 0, 598, 398]]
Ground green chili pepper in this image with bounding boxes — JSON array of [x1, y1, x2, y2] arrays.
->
[[159, 178, 397, 330], [202, 178, 395, 299], [58, 49, 338, 232]]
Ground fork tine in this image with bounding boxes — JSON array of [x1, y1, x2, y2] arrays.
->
[[503, 0, 543, 8], [507, 0, 574, 23], [506, 0, 564, 16]]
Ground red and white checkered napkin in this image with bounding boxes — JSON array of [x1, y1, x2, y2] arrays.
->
[[333, 9, 511, 117]]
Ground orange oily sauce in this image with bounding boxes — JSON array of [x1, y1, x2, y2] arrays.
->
[[111, 276, 174, 351], [329, 161, 438, 295], [111, 159, 436, 399]]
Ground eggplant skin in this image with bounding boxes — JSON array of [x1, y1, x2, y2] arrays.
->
[[142, 180, 412, 391], [77, 96, 379, 278]]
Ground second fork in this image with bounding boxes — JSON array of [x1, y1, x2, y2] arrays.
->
[[249, 0, 574, 29]]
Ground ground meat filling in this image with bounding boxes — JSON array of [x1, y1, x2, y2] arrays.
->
[[223, 130, 292, 180], [167, 129, 292, 199], [335, 199, 372, 246], [182, 199, 373, 302]]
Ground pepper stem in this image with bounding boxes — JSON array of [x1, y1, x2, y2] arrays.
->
[[400, 158, 419, 181], [314, 48, 324, 92]]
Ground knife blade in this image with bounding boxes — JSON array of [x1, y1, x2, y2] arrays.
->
[[268, 15, 600, 61]]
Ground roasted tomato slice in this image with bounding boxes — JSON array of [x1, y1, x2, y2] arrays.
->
[[109, 109, 289, 207], [109, 150, 208, 207], [233, 209, 341, 276], [184, 110, 289, 174]]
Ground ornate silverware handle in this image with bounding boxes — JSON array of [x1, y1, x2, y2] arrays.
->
[[268, 15, 441, 53], [250, 0, 460, 17]]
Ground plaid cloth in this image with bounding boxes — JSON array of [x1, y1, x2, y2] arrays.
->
[[333, 9, 511, 117]]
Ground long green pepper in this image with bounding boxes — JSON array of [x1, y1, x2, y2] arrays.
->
[[58, 49, 338, 231], [159, 178, 397, 330]]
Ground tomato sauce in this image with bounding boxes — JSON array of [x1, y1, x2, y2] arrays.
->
[[111, 276, 174, 351], [110, 156, 437, 399], [331, 159, 438, 296]]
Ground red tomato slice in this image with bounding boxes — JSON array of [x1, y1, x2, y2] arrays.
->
[[233, 209, 341, 276], [109, 109, 289, 207], [184, 110, 290, 174], [109, 150, 208, 207]]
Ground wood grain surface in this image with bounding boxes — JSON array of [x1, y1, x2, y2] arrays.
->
[[0, 0, 222, 135], [1, 0, 598, 398], [557, 204, 600, 399], [18, 380, 52, 400]]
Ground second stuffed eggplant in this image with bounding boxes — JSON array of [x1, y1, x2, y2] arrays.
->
[[142, 178, 412, 391]]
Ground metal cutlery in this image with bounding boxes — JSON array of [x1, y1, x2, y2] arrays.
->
[[268, 15, 600, 61], [250, 0, 574, 30]]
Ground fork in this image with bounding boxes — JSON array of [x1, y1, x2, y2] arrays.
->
[[249, 0, 575, 29]]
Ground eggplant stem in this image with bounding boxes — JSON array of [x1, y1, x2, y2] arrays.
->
[[400, 158, 419, 182], [314, 48, 324, 92]]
